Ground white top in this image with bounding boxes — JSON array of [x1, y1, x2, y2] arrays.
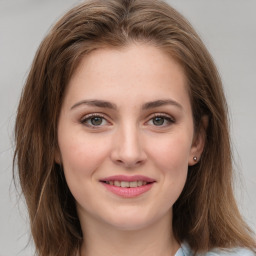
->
[[175, 242, 256, 256]]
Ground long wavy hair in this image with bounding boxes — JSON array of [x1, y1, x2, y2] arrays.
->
[[14, 0, 256, 255]]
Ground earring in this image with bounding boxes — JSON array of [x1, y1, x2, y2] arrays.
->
[[193, 156, 197, 162]]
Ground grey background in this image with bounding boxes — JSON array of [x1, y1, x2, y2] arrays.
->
[[0, 0, 255, 255]]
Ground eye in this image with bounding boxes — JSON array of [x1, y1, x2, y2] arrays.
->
[[147, 114, 174, 127], [152, 116, 165, 126], [81, 114, 109, 128]]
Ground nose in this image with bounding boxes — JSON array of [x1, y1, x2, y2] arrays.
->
[[110, 124, 147, 169]]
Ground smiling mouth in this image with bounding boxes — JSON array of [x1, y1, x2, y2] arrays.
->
[[101, 180, 153, 188], [100, 176, 155, 197]]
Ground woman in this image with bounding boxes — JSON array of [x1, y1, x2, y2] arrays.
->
[[14, 0, 256, 255]]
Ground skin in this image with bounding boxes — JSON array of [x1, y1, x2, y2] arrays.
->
[[56, 43, 205, 256]]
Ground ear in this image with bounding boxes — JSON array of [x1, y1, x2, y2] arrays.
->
[[188, 116, 208, 166]]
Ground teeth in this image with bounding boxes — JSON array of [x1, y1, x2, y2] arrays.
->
[[121, 181, 129, 187], [129, 181, 137, 187], [105, 180, 149, 188], [114, 181, 120, 186]]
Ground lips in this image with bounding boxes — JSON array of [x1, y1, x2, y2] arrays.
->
[[100, 175, 155, 198]]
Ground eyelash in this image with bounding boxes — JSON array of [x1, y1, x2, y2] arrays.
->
[[80, 113, 110, 128], [146, 113, 175, 127], [80, 113, 175, 128]]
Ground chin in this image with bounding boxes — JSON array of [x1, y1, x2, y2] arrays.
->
[[102, 208, 168, 231]]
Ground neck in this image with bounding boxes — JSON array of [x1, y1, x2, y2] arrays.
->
[[79, 211, 180, 256]]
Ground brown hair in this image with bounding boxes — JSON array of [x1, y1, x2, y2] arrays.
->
[[14, 0, 256, 255]]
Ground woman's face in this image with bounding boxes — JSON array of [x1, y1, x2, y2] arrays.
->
[[57, 43, 204, 231]]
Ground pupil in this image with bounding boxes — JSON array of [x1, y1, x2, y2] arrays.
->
[[153, 117, 164, 126], [91, 117, 102, 126]]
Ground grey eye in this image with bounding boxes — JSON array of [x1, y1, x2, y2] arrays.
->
[[81, 114, 109, 128], [152, 117, 165, 126], [90, 117, 103, 126]]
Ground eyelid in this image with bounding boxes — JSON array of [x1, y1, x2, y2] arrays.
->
[[80, 113, 111, 127], [145, 112, 175, 126], [81, 113, 105, 121], [150, 112, 174, 120], [147, 112, 175, 122]]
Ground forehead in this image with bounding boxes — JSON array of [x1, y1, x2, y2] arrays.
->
[[64, 43, 190, 111]]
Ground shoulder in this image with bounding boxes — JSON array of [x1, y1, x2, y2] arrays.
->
[[206, 247, 256, 256], [180, 242, 256, 256], [206, 248, 256, 256]]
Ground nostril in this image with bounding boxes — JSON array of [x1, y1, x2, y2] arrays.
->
[[117, 159, 145, 169]]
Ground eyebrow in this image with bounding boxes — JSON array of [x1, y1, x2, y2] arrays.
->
[[70, 99, 182, 111], [142, 99, 183, 110], [70, 100, 117, 110]]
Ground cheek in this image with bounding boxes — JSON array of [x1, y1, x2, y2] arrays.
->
[[141, 133, 191, 214], [147, 132, 192, 173], [58, 132, 112, 206], [58, 131, 110, 177]]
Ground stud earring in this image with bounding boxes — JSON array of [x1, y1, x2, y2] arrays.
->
[[193, 156, 197, 162]]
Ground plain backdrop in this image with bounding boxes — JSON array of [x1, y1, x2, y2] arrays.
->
[[0, 0, 255, 255]]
